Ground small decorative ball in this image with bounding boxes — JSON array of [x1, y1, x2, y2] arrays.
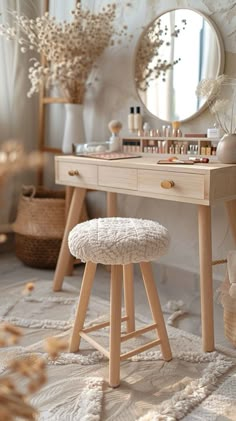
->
[[108, 120, 122, 135]]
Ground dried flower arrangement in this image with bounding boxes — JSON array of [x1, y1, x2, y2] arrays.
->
[[196, 74, 236, 134], [0, 282, 68, 420], [135, 17, 187, 91], [0, 3, 130, 104]]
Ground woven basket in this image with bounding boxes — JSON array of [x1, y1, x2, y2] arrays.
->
[[220, 273, 236, 347], [12, 186, 66, 269], [224, 309, 236, 346]]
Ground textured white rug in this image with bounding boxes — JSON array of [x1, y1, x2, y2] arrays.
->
[[0, 278, 236, 420]]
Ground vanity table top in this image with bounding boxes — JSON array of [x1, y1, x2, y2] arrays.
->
[[55, 154, 236, 206], [56, 154, 235, 174]]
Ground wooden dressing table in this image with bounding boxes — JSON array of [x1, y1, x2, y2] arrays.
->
[[53, 154, 236, 352]]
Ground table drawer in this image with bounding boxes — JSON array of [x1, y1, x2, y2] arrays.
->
[[138, 170, 205, 199], [99, 166, 137, 190], [55, 161, 97, 186]]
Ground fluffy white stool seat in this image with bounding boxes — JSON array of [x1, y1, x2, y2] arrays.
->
[[68, 217, 170, 265]]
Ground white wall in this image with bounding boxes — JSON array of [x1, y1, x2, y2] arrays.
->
[[46, 0, 236, 282]]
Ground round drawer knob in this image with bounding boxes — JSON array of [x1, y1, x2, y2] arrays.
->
[[68, 169, 79, 176], [160, 180, 175, 189]]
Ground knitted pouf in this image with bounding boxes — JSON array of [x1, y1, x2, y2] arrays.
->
[[68, 217, 170, 265]]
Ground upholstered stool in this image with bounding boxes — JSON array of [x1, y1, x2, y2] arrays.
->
[[68, 217, 172, 387]]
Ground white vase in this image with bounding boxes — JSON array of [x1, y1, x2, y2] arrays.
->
[[216, 133, 236, 164], [109, 134, 121, 152], [62, 103, 86, 154]]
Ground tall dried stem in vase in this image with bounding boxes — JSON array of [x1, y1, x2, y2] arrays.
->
[[0, 3, 132, 152], [0, 3, 131, 104], [196, 75, 236, 163]]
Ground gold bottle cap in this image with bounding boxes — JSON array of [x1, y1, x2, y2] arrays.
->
[[172, 121, 180, 129]]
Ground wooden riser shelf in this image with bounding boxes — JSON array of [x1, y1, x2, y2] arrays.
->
[[122, 136, 219, 157]]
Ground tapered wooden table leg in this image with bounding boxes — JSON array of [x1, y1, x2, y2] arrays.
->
[[107, 192, 117, 217], [198, 205, 214, 352], [106, 193, 136, 334], [106, 192, 117, 273], [53, 187, 86, 292], [65, 186, 75, 276], [225, 199, 236, 244], [65, 187, 89, 276]]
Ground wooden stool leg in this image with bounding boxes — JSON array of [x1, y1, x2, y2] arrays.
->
[[140, 262, 172, 361], [123, 264, 135, 333], [109, 265, 123, 388], [69, 261, 97, 352]]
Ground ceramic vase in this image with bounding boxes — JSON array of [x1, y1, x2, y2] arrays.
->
[[109, 134, 121, 152], [62, 103, 86, 154], [216, 133, 236, 164]]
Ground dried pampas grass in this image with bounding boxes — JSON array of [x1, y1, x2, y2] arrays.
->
[[0, 282, 68, 420]]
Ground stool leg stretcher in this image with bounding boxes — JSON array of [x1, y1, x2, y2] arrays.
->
[[69, 261, 172, 387]]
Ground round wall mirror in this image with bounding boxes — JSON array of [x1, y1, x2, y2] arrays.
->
[[134, 8, 225, 123]]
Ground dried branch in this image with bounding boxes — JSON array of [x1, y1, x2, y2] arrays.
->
[[0, 3, 131, 103], [196, 75, 236, 134]]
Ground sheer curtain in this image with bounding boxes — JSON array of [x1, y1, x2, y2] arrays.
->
[[0, 0, 43, 230]]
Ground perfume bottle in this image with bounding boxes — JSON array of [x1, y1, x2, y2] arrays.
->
[[143, 122, 151, 136], [172, 121, 180, 137], [134, 106, 142, 132], [128, 107, 134, 133]]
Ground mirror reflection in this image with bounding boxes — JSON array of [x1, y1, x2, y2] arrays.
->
[[135, 9, 224, 122]]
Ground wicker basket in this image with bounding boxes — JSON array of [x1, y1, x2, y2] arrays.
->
[[12, 186, 66, 269], [220, 274, 236, 347], [224, 309, 236, 346]]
